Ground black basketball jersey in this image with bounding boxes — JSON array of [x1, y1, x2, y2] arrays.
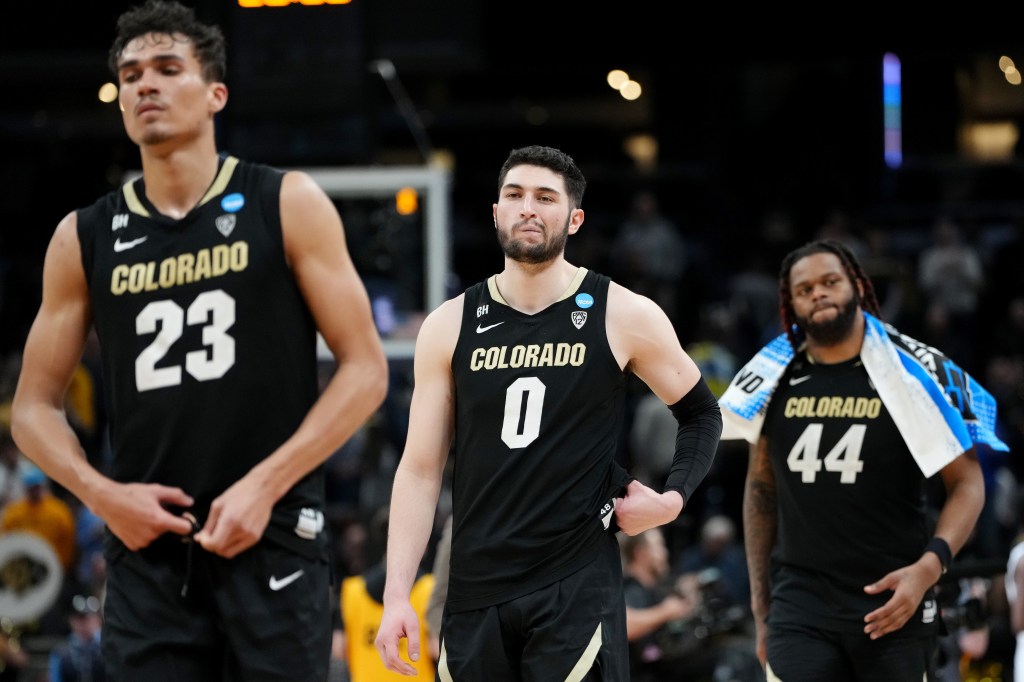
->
[[446, 268, 627, 612], [77, 156, 324, 544], [762, 354, 938, 636]]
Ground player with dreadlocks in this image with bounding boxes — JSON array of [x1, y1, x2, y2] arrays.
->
[[776, 240, 881, 353], [718, 238, 999, 681]]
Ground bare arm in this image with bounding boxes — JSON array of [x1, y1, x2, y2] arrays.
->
[[863, 447, 985, 639], [607, 283, 707, 532], [195, 170, 388, 556], [932, 447, 986, 561], [425, 514, 452, 660], [607, 283, 700, 406], [11, 213, 194, 548], [744, 437, 776, 666], [376, 296, 461, 675]]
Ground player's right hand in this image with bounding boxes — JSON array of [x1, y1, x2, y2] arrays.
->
[[375, 601, 422, 676], [95, 482, 194, 550]]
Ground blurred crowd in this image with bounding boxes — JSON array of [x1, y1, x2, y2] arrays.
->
[[0, 194, 1021, 681]]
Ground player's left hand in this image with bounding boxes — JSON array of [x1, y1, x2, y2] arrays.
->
[[613, 480, 684, 536], [862, 561, 934, 639], [194, 475, 274, 558]]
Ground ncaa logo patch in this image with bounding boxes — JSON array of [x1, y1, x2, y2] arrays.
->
[[221, 193, 245, 213], [575, 292, 594, 309], [571, 311, 587, 329]]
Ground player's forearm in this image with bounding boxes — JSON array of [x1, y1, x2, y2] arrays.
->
[[933, 464, 985, 558], [662, 378, 722, 504], [743, 475, 776, 622], [382, 463, 443, 603], [306, 352, 388, 460], [10, 400, 108, 507], [250, 356, 388, 501]]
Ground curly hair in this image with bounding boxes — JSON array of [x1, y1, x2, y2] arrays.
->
[[777, 239, 880, 351], [497, 145, 587, 211], [108, 0, 226, 83]]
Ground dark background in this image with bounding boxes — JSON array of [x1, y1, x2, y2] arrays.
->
[[3, 1, 1024, 355]]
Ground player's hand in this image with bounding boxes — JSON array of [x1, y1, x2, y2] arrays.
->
[[94, 482, 195, 551], [375, 601, 423, 675], [613, 480, 683, 536], [862, 561, 934, 639], [194, 475, 274, 558]]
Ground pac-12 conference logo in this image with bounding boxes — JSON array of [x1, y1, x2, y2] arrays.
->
[[216, 193, 245, 238], [572, 292, 593, 329]]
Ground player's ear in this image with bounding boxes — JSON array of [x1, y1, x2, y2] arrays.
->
[[568, 207, 584, 235], [208, 82, 228, 114]]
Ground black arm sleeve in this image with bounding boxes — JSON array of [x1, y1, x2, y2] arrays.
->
[[662, 377, 723, 505]]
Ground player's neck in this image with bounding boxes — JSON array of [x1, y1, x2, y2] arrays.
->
[[804, 313, 865, 365], [138, 139, 221, 220], [495, 258, 578, 314]]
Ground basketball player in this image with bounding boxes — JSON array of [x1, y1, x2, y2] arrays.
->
[[375, 145, 723, 679], [10, 2, 388, 679], [732, 240, 988, 681]]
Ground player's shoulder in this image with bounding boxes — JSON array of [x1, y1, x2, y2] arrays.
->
[[415, 294, 465, 357], [279, 167, 323, 198], [46, 210, 84, 261], [607, 279, 671, 328], [607, 279, 659, 309], [421, 295, 465, 334]]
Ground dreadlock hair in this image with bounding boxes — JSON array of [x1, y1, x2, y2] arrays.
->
[[777, 239, 880, 351], [108, 0, 227, 83]]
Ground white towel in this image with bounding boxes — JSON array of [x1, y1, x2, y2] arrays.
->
[[720, 312, 1008, 477]]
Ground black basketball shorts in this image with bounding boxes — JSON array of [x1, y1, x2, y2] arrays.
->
[[436, 534, 629, 682], [102, 534, 332, 682]]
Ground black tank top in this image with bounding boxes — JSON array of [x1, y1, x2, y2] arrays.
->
[[77, 156, 324, 549], [763, 354, 938, 635], [446, 268, 628, 612]]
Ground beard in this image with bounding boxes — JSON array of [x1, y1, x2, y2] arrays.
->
[[140, 128, 174, 146], [794, 294, 860, 346], [496, 217, 569, 264]]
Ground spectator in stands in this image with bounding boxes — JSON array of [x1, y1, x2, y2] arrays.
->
[[48, 593, 104, 682], [918, 217, 984, 372], [0, 431, 32, 509], [622, 527, 701, 682], [609, 190, 688, 323], [674, 514, 750, 610], [0, 466, 76, 573]]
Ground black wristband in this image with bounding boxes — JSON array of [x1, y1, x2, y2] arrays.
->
[[925, 537, 952, 574]]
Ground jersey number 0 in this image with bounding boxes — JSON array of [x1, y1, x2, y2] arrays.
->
[[502, 377, 546, 448]]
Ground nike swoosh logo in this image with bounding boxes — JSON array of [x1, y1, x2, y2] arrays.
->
[[789, 375, 811, 386], [476, 322, 505, 333], [114, 236, 148, 252], [268, 569, 304, 591]]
